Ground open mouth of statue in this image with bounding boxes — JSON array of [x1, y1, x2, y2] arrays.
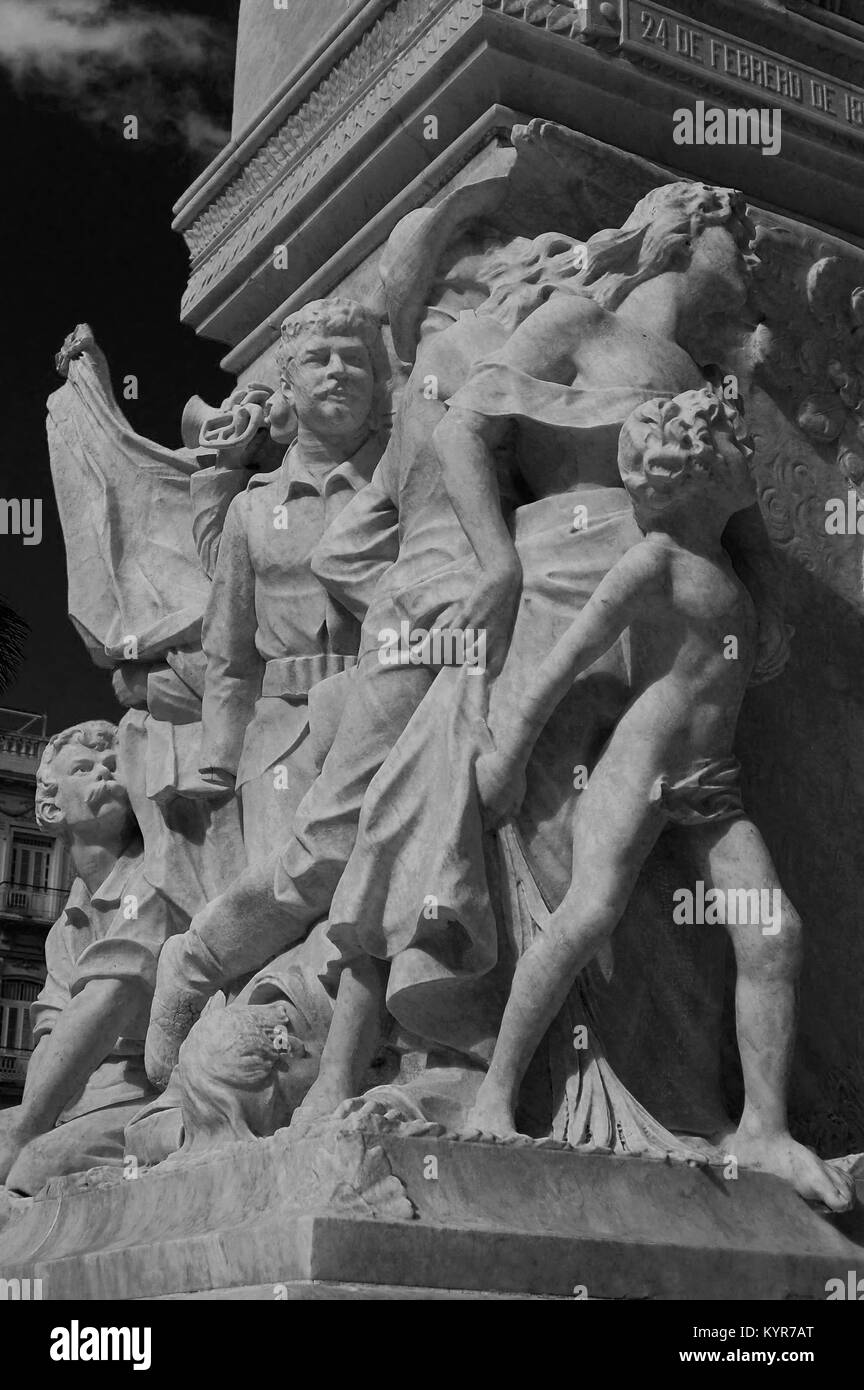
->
[[86, 781, 120, 808]]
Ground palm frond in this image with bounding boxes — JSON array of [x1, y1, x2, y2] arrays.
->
[[0, 596, 29, 694]]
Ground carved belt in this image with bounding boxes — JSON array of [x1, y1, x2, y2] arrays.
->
[[261, 653, 357, 699]]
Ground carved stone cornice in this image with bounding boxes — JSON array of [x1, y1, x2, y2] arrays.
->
[[624, 27, 864, 159], [655, 0, 864, 80], [174, 0, 864, 354], [174, 0, 619, 324], [180, 0, 459, 264], [179, 1, 612, 260]]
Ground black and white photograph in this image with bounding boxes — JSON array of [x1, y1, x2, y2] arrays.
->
[[0, 0, 863, 1345]]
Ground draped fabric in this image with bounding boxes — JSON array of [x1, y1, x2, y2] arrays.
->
[[328, 485, 640, 1041], [450, 363, 666, 433], [497, 825, 703, 1158], [46, 334, 210, 666], [45, 331, 247, 927]]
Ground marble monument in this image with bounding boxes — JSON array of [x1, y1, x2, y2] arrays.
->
[[2, 0, 864, 1301]]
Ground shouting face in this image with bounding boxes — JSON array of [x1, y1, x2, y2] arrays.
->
[[49, 739, 131, 840], [282, 332, 374, 443]]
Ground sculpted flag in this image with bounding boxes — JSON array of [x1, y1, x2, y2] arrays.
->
[[46, 324, 210, 667]]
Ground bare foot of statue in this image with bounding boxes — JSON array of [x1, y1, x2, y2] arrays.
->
[[723, 1124, 855, 1212], [465, 1086, 521, 1139], [145, 936, 209, 1091], [287, 1076, 354, 1136]]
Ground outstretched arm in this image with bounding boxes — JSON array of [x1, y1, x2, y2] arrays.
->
[[477, 543, 662, 820], [433, 406, 519, 675], [507, 544, 657, 756], [434, 406, 517, 582]]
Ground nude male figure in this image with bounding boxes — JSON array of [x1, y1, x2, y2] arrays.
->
[[470, 390, 853, 1212]]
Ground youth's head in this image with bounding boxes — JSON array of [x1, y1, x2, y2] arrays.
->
[[618, 388, 756, 529], [35, 720, 131, 843], [275, 298, 386, 446]]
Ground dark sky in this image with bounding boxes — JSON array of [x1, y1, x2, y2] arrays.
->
[[0, 0, 241, 733]]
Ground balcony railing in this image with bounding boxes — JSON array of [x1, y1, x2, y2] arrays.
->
[[0, 881, 69, 923], [0, 733, 47, 760], [0, 1047, 30, 1085]]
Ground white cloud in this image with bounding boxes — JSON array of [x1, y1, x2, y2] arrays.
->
[[0, 0, 232, 156]]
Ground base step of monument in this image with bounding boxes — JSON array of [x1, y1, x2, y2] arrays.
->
[[150, 1280, 567, 1300], [1, 1125, 861, 1301]]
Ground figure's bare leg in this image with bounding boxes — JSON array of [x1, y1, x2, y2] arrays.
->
[[469, 769, 663, 1138], [289, 954, 388, 1133], [694, 818, 853, 1211]]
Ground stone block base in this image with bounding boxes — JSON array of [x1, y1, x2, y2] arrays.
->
[[1, 1122, 861, 1301]]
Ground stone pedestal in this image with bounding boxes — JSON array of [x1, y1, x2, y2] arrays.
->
[[1, 1123, 861, 1300]]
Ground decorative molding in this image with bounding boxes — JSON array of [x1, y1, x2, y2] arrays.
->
[[180, 0, 470, 264], [177, 0, 615, 319], [620, 2, 864, 154], [665, 0, 864, 81], [175, 0, 863, 338], [222, 107, 518, 374], [749, 218, 864, 497]]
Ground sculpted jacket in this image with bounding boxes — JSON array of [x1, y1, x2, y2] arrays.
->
[[200, 436, 382, 788]]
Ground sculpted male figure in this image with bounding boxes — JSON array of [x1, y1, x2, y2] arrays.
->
[[145, 192, 586, 1087], [469, 389, 852, 1210], [198, 298, 387, 865], [0, 722, 182, 1194]]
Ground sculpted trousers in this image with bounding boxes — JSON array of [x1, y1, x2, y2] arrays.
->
[[5, 1099, 149, 1196], [168, 653, 436, 991], [240, 726, 320, 869]]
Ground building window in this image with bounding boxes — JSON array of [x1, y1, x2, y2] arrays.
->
[[3, 832, 57, 918], [0, 979, 39, 1053], [10, 833, 52, 891]]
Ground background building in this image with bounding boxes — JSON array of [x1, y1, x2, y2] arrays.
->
[[0, 709, 72, 1108]]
